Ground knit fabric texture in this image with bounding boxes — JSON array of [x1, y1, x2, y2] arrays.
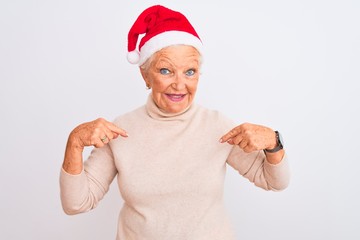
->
[[60, 94, 290, 239]]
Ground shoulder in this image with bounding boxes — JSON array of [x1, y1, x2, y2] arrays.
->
[[195, 104, 236, 130], [112, 105, 146, 127]]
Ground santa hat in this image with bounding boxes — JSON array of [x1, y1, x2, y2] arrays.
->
[[127, 5, 203, 65]]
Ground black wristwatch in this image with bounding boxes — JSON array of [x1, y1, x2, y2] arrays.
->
[[264, 131, 284, 153]]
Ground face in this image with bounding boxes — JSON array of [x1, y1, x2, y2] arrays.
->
[[140, 45, 201, 114]]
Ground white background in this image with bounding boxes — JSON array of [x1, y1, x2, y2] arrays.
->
[[1, 0, 359, 239]]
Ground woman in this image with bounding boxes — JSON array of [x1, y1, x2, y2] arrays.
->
[[60, 5, 290, 240]]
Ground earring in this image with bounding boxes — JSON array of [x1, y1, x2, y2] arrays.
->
[[146, 84, 151, 90]]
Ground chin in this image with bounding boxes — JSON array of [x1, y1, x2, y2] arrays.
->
[[159, 96, 193, 113]]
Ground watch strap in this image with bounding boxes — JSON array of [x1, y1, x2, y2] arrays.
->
[[264, 131, 283, 153]]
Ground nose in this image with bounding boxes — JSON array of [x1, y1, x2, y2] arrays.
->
[[171, 73, 186, 91]]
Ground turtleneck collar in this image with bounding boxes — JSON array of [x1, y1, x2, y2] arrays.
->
[[145, 94, 197, 121]]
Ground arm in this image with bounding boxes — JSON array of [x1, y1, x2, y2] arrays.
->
[[60, 118, 128, 215], [226, 147, 290, 191], [62, 118, 128, 174], [220, 123, 290, 191]]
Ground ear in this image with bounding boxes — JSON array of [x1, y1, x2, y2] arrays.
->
[[140, 67, 151, 88]]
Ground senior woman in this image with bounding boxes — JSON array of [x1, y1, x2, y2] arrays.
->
[[60, 5, 290, 240]]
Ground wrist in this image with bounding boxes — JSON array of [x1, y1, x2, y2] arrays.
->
[[264, 131, 283, 153], [264, 149, 285, 164], [67, 132, 85, 150], [266, 131, 277, 150], [63, 140, 84, 174]]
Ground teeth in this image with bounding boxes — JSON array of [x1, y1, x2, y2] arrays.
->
[[166, 94, 185, 101], [168, 94, 183, 98]]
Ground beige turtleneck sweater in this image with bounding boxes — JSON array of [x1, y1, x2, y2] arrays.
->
[[60, 95, 290, 240]]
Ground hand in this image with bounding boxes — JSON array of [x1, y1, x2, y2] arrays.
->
[[220, 123, 276, 153], [68, 118, 128, 149]]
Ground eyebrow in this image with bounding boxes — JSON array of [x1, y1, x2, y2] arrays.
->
[[156, 58, 199, 67]]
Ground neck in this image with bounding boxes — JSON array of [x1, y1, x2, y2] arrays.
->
[[145, 94, 196, 121]]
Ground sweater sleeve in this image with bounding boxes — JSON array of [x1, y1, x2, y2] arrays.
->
[[226, 146, 290, 191], [59, 144, 117, 215]]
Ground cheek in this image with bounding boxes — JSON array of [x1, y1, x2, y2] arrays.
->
[[189, 80, 199, 93], [148, 73, 166, 90], [152, 80, 169, 92]]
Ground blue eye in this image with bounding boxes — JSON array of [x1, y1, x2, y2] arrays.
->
[[160, 68, 170, 75], [186, 69, 195, 76]]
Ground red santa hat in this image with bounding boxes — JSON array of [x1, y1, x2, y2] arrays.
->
[[127, 5, 203, 65]]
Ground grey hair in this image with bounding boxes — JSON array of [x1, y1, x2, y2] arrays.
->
[[139, 54, 155, 72], [139, 45, 203, 73]]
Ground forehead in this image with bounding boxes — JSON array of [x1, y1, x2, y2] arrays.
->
[[153, 45, 200, 66]]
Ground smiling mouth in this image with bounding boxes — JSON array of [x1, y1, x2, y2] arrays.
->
[[165, 94, 187, 102]]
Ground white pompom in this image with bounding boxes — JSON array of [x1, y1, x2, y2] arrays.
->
[[127, 50, 140, 64]]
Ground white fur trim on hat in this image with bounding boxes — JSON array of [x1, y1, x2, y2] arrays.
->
[[138, 31, 203, 66], [127, 50, 140, 64]]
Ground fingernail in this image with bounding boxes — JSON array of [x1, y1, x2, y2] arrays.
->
[[219, 138, 223, 143]]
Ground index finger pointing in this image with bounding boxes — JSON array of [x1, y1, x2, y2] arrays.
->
[[107, 123, 128, 138], [219, 126, 241, 143]]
